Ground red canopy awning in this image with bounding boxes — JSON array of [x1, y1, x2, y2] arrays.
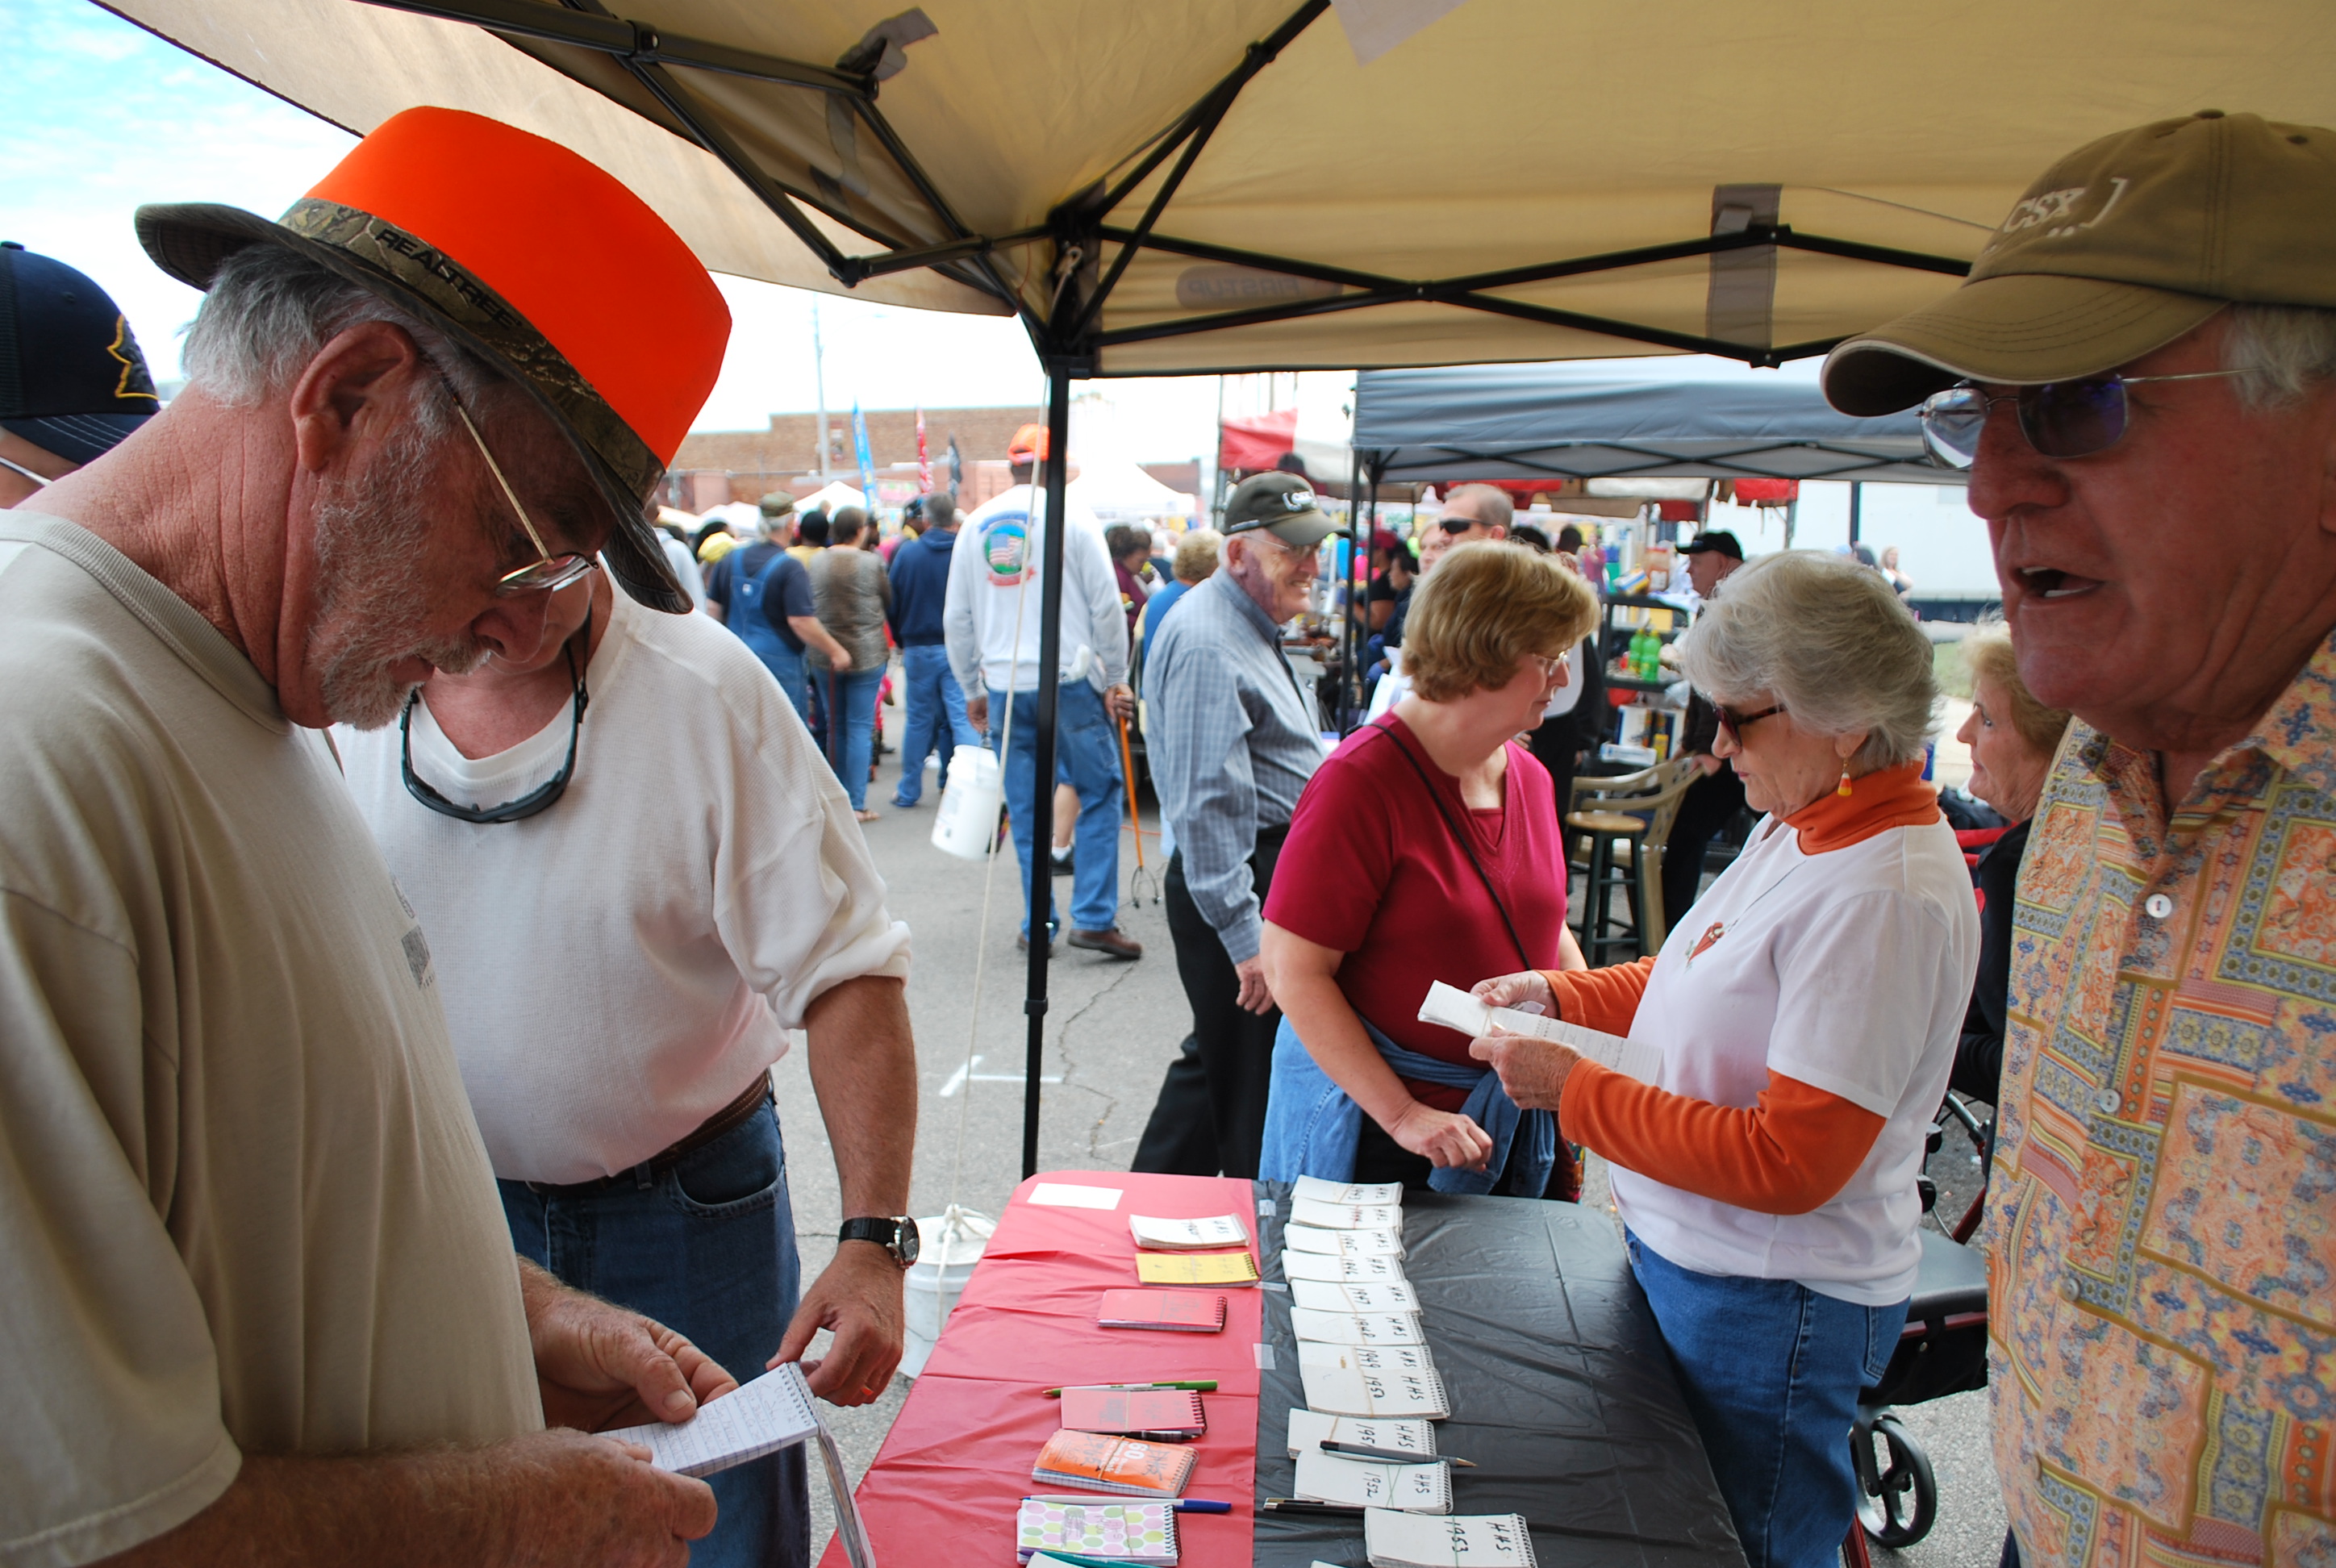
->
[[1217, 408, 1299, 473]]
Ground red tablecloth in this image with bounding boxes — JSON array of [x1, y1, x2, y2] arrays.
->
[[820, 1171, 1263, 1568]]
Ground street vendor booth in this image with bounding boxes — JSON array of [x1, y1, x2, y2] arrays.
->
[[103, 0, 2336, 1561]]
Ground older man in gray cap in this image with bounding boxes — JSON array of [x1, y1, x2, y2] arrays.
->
[[1823, 111, 2336, 1568], [1134, 473, 1335, 1178]]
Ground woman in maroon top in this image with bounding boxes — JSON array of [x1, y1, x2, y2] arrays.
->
[[1260, 544, 1599, 1193]]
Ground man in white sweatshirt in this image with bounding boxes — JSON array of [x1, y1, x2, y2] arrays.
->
[[945, 424, 1141, 957]]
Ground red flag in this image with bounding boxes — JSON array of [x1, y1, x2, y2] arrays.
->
[[916, 407, 931, 494]]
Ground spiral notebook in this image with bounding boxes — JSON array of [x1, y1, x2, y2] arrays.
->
[[1058, 1387, 1208, 1441], [1290, 1308, 1425, 1345], [1286, 1407, 1440, 1460], [1136, 1249, 1260, 1287], [1299, 1350, 1450, 1420], [1128, 1212, 1250, 1251], [1096, 1288, 1226, 1332], [1418, 980, 1660, 1084], [1289, 1196, 1406, 1231], [1365, 1509, 1537, 1568], [1283, 1224, 1406, 1258], [1294, 1175, 1404, 1205], [1290, 1278, 1420, 1314], [1032, 1429, 1197, 1498], [1295, 1449, 1453, 1513], [1299, 1341, 1437, 1377], [1016, 1498, 1178, 1565], [1281, 1249, 1408, 1285]]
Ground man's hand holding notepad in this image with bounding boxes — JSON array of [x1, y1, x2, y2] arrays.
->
[[1418, 981, 1661, 1083]]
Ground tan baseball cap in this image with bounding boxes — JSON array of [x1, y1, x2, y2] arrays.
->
[[1824, 111, 2336, 416]]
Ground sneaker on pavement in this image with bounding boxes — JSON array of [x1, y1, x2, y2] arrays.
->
[[1068, 927, 1142, 960]]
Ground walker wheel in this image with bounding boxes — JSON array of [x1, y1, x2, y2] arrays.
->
[[1854, 1414, 1937, 1547]]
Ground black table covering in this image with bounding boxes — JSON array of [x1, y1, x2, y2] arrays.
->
[[1251, 1184, 1747, 1567]]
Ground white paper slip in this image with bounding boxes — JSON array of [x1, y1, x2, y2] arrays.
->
[[1299, 1341, 1437, 1377], [1293, 1175, 1405, 1206], [1366, 1508, 1537, 1568], [1291, 1308, 1424, 1346], [1291, 1278, 1420, 1314], [1297, 1449, 1452, 1513], [1418, 979, 1662, 1083], [1290, 1197, 1405, 1231], [604, 1362, 820, 1478], [1286, 1407, 1439, 1460], [1299, 1360, 1450, 1420], [1028, 1182, 1124, 1210], [1283, 1224, 1404, 1258], [1281, 1249, 1408, 1284], [1128, 1212, 1249, 1251]]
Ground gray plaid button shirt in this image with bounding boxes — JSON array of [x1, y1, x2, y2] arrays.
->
[[1145, 570, 1325, 964]]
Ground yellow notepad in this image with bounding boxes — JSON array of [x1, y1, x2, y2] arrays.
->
[[1135, 1249, 1260, 1287]]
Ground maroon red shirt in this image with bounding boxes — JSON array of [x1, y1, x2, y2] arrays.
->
[[1263, 714, 1571, 1111]]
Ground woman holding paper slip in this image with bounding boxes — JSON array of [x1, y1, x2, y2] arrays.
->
[[1468, 551, 1977, 1568], [1256, 544, 1599, 1195]]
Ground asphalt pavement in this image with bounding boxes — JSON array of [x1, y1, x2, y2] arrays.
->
[[772, 692, 2008, 1563]]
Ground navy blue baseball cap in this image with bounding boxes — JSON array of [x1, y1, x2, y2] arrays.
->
[[0, 242, 160, 465]]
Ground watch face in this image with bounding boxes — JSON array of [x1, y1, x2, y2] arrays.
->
[[895, 1215, 920, 1266]]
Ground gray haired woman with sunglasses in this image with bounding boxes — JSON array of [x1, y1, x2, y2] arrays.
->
[[1468, 550, 1979, 1567]]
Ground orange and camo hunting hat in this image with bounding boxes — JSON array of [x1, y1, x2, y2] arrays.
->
[[136, 106, 730, 612]]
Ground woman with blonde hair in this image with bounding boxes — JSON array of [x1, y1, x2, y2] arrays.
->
[[1467, 550, 1979, 1566], [1951, 619, 2071, 1107], [1258, 542, 1600, 1195]]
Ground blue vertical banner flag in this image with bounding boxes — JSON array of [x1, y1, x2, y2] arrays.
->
[[852, 402, 876, 502]]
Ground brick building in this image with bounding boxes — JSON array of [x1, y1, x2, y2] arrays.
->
[[670, 407, 1201, 514]]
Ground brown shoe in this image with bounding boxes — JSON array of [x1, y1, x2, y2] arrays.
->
[[1068, 927, 1143, 960]]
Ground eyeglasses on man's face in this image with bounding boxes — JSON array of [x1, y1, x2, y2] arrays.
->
[[1917, 369, 2247, 469], [441, 391, 595, 596]]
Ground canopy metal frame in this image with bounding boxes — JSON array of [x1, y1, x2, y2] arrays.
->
[[353, 0, 1979, 1175]]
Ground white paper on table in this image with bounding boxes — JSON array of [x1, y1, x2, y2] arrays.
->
[[1290, 1307, 1424, 1346], [1290, 1278, 1420, 1314], [1128, 1212, 1249, 1249], [1299, 1340, 1437, 1377], [1281, 1249, 1408, 1285], [1292, 1175, 1404, 1206], [1285, 1407, 1439, 1459], [1283, 1223, 1404, 1258], [1419, 980, 1662, 1082], [605, 1364, 877, 1568], [1289, 1197, 1404, 1231], [1028, 1182, 1124, 1209], [1295, 1448, 1451, 1513]]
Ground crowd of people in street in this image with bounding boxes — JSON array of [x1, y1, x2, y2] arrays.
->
[[2, 94, 2332, 1568]]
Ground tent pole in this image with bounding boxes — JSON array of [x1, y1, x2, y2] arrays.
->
[[1848, 482, 1863, 548], [1022, 369, 1073, 1181], [1343, 442, 1365, 732]]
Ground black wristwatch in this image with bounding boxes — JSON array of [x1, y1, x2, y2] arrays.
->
[[838, 1215, 920, 1267]]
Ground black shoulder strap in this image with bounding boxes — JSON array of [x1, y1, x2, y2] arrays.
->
[[1366, 720, 1533, 971]]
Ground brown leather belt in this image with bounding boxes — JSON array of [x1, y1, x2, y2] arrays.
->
[[524, 1077, 772, 1195]]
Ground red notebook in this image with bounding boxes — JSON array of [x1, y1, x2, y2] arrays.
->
[[1096, 1289, 1227, 1332], [1057, 1387, 1208, 1440]]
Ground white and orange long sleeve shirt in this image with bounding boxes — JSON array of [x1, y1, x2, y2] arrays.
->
[[1550, 763, 1979, 1306]]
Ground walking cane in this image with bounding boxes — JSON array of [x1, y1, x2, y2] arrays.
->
[[1114, 710, 1156, 907]]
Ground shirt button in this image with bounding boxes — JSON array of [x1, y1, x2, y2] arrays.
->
[[2060, 1274, 2083, 1303], [2096, 1089, 2122, 1115], [2144, 893, 2175, 920]]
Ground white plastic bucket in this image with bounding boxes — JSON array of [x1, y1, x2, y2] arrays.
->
[[901, 1206, 994, 1377], [929, 746, 1003, 861]]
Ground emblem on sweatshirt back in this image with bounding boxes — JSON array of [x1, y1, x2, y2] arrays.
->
[[983, 515, 1029, 586]]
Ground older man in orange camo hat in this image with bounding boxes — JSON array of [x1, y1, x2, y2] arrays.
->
[[0, 109, 745, 1566], [1825, 111, 2336, 1568]]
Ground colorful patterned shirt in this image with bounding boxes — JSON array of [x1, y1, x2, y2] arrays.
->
[[1992, 633, 2336, 1567]]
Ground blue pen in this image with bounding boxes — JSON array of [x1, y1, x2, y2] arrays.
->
[[1174, 1499, 1233, 1513], [1024, 1495, 1232, 1513]]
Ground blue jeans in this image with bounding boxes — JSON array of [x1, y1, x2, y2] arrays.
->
[[500, 1098, 807, 1568], [756, 640, 810, 723], [990, 678, 1122, 935], [817, 665, 886, 810], [1626, 1229, 1908, 1568], [893, 644, 978, 807]]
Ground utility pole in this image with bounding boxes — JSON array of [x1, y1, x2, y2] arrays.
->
[[812, 301, 832, 481]]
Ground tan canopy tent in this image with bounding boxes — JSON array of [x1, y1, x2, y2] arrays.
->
[[106, 0, 2336, 1169]]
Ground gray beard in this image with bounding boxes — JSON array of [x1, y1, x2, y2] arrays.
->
[[310, 429, 489, 729]]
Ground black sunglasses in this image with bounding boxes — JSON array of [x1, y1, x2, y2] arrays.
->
[[401, 632, 590, 824], [1713, 701, 1783, 744], [1917, 369, 2246, 469], [1438, 515, 1482, 535]]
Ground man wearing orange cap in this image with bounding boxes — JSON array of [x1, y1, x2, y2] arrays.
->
[[0, 108, 837, 1564], [1824, 111, 2336, 1568]]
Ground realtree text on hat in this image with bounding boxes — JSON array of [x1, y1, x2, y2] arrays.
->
[[1223, 471, 1344, 550], [135, 106, 731, 613], [0, 243, 159, 465], [1824, 111, 2336, 416]]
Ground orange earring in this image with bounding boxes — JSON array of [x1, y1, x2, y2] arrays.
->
[[1836, 769, 1854, 798]]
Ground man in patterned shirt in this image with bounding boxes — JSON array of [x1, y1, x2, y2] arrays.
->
[[1823, 111, 2336, 1568]]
